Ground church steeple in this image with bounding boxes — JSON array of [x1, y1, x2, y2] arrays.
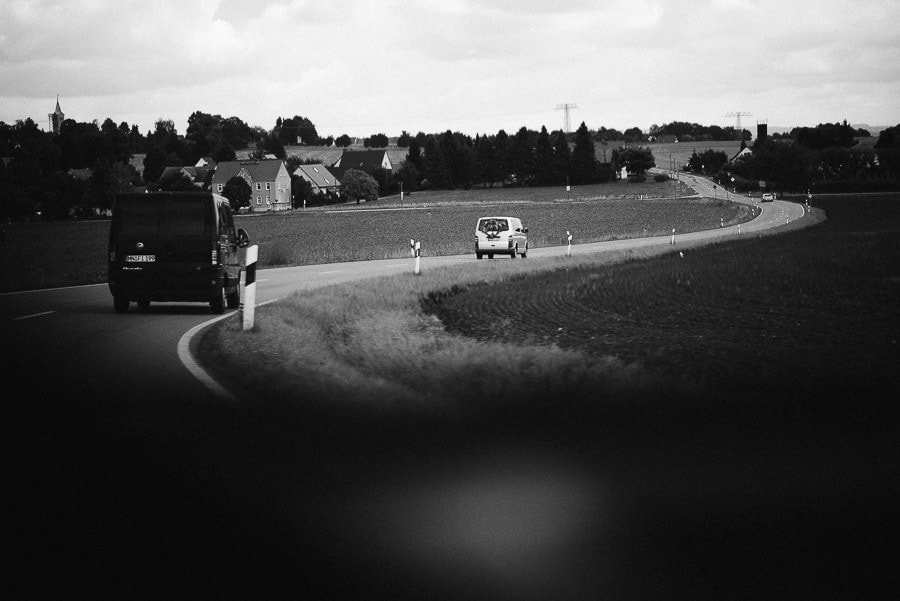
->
[[48, 96, 65, 134]]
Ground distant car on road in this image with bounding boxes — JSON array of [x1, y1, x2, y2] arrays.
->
[[475, 216, 528, 259], [761, 193, 775, 202]]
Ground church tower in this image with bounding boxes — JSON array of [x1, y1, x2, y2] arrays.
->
[[48, 96, 65, 134]]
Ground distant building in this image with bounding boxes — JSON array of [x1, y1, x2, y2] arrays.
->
[[294, 163, 341, 196], [330, 149, 394, 180], [729, 141, 753, 163], [211, 159, 292, 212], [48, 96, 64, 134]]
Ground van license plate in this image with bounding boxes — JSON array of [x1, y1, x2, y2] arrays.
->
[[125, 254, 156, 262]]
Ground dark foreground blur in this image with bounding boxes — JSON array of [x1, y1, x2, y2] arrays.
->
[[6, 196, 898, 600]]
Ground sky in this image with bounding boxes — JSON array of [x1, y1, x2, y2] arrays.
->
[[2, 0, 898, 139]]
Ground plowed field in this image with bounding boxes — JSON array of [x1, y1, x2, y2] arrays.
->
[[425, 194, 900, 400]]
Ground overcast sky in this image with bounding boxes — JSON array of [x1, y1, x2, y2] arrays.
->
[[2, 0, 898, 139]]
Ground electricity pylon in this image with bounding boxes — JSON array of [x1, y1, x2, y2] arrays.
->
[[557, 103, 578, 134], [725, 111, 752, 132]]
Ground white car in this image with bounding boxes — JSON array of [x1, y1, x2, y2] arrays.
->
[[761, 193, 775, 202], [475, 216, 528, 259]]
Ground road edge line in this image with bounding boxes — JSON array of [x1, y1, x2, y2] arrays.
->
[[177, 298, 281, 402]]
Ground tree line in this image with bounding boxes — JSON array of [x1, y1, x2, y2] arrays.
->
[[686, 121, 900, 194], [388, 123, 658, 196], [3, 108, 898, 221]]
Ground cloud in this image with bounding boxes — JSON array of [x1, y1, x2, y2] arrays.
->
[[0, 0, 897, 135]]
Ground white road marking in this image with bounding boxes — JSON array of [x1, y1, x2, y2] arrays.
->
[[178, 298, 281, 402], [177, 312, 241, 403], [13, 310, 56, 321]]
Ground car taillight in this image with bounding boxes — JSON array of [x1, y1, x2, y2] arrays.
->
[[211, 249, 219, 265]]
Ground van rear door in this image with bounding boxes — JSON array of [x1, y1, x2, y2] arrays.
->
[[110, 194, 215, 298]]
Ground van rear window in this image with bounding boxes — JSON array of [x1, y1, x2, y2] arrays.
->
[[116, 199, 160, 237], [166, 199, 211, 237], [114, 197, 211, 237], [478, 218, 509, 233]]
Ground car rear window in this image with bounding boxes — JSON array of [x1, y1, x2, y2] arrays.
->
[[478, 218, 509, 233]]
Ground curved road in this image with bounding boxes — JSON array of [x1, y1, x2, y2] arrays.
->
[[3, 190, 809, 598]]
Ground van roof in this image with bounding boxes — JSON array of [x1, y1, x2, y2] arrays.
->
[[115, 191, 229, 205]]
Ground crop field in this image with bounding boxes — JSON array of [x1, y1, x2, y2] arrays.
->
[[644, 140, 745, 170], [236, 178, 748, 267], [0, 179, 753, 292]]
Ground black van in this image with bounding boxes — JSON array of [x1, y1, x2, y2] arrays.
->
[[108, 192, 250, 313]]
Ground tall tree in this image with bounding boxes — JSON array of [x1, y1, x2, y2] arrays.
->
[[494, 129, 511, 183], [552, 129, 571, 185], [570, 122, 598, 184], [508, 127, 535, 185], [423, 135, 444, 188], [874, 124, 900, 179], [533, 126, 555, 186]]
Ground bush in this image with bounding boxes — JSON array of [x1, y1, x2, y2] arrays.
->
[[654, 173, 669, 182]]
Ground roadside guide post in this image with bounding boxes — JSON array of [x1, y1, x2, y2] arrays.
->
[[670, 228, 676, 245], [566, 230, 573, 256], [410, 238, 421, 275], [242, 244, 258, 331]]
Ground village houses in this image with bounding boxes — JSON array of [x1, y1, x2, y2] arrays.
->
[[210, 159, 292, 212]]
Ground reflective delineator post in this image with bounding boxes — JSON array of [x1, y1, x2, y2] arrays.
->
[[566, 231, 573, 257], [242, 244, 258, 331], [410, 238, 421, 275], [670, 228, 676, 245]]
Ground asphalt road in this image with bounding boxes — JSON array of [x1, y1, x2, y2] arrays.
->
[[3, 193, 811, 599]]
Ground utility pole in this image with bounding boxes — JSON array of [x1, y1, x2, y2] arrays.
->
[[556, 103, 578, 134]]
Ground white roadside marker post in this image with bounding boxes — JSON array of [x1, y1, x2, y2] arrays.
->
[[566, 231, 573, 257], [410, 238, 421, 275], [670, 228, 676, 245], [738, 223, 742, 235], [242, 244, 258, 331]]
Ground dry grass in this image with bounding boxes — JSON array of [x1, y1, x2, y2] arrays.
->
[[203, 249, 689, 417]]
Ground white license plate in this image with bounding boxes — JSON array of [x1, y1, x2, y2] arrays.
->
[[125, 254, 156, 262]]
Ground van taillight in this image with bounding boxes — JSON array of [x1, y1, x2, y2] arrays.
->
[[211, 249, 219, 265]]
